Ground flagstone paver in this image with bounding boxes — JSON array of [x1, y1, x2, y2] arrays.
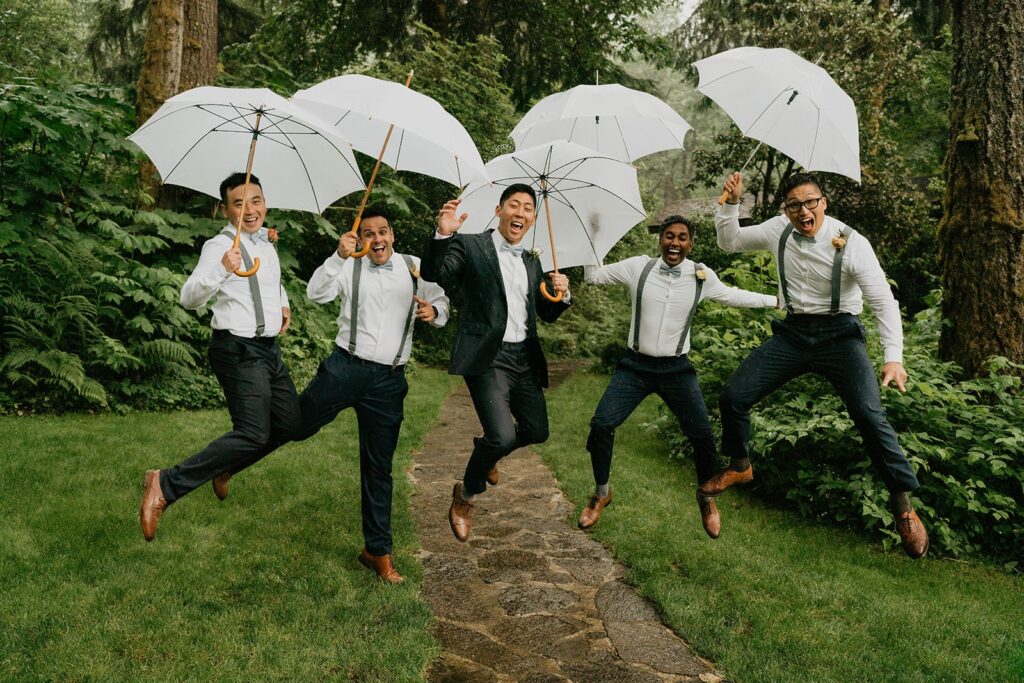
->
[[408, 362, 724, 683]]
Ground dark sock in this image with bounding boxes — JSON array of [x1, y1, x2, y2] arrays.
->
[[730, 458, 751, 472], [891, 491, 912, 515]]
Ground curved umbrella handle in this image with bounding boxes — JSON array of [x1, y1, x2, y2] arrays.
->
[[539, 281, 564, 303], [718, 189, 730, 206], [348, 214, 372, 259], [235, 257, 261, 277]]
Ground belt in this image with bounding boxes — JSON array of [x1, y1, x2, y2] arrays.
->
[[212, 329, 276, 345], [500, 341, 526, 351], [336, 346, 404, 371]]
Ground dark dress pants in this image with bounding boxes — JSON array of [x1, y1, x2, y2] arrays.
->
[[719, 314, 920, 492], [161, 331, 301, 505], [288, 347, 408, 556], [587, 352, 718, 487], [462, 342, 549, 496]]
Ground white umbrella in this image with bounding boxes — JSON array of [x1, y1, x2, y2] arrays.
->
[[293, 74, 488, 189], [458, 142, 646, 297], [510, 84, 692, 162], [128, 86, 365, 214], [693, 46, 861, 202]]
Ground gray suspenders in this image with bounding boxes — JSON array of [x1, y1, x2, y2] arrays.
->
[[777, 225, 851, 315], [631, 258, 705, 356], [220, 229, 265, 336], [347, 254, 419, 368]]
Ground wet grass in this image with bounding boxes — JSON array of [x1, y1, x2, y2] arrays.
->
[[0, 367, 461, 682], [538, 371, 1024, 683]]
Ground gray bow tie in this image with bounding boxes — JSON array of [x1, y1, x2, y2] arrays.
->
[[243, 228, 270, 244], [792, 232, 816, 244], [659, 264, 682, 278], [500, 242, 524, 256], [370, 261, 393, 272]]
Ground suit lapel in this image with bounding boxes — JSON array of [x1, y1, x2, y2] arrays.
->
[[523, 253, 538, 331], [480, 230, 506, 302]]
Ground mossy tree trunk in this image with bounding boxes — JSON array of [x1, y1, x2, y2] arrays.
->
[[180, 0, 217, 91], [136, 0, 184, 198], [937, 0, 1024, 376]]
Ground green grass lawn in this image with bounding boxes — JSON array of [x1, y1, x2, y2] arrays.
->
[[538, 372, 1024, 683], [0, 367, 461, 682]]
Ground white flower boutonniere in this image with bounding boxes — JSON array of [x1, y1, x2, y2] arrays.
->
[[695, 268, 707, 280], [528, 247, 543, 260], [832, 230, 847, 249], [410, 266, 420, 279]]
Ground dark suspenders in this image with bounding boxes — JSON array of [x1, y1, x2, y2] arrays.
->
[[777, 225, 851, 315], [347, 254, 420, 368], [631, 258, 704, 356], [220, 229, 266, 336]]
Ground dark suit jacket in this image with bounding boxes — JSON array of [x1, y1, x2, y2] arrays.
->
[[421, 230, 571, 387]]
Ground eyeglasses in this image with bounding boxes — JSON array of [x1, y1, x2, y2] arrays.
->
[[783, 197, 824, 213]]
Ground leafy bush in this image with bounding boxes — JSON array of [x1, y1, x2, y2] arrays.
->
[[657, 287, 1023, 563]]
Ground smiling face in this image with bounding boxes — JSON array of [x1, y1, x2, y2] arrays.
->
[[783, 182, 828, 238], [659, 222, 693, 266], [222, 182, 267, 234], [359, 215, 394, 265], [494, 192, 536, 245]]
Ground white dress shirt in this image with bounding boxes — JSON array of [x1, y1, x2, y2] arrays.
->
[[586, 256, 776, 356], [491, 230, 530, 343], [180, 226, 289, 337], [715, 202, 903, 363], [307, 251, 449, 365]]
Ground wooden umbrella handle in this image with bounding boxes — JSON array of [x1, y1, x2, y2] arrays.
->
[[538, 177, 563, 302], [347, 70, 415, 259], [233, 112, 262, 277]]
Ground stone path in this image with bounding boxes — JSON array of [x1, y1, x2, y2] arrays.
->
[[408, 363, 723, 683]]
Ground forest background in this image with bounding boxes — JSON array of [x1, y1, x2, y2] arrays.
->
[[1, 0, 1020, 563]]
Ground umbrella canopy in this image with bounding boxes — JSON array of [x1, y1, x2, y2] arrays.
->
[[292, 74, 489, 188], [694, 47, 861, 183], [510, 84, 692, 163], [457, 141, 646, 273], [128, 86, 365, 213]]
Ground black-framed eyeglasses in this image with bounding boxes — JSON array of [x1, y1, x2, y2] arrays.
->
[[783, 197, 824, 213]]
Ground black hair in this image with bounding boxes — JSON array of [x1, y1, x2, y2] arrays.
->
[[219, 172, 262, 203], [360, 205, 391, 225], [649, 214, 694, 239], [499, 183, 537, 207], [778, 172, 825, 199]]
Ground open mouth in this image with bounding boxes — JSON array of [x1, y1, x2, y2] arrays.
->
[[372, 244, 387, 256], [798, 217, 814, 231]]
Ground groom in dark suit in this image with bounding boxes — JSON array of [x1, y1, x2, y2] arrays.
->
[[421, 184, 571, 542]]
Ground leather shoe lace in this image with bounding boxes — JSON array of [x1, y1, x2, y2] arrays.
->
[[578, 491, 612, 529]]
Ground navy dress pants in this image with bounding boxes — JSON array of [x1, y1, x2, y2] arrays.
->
[[719, 314, 919, 492], [587, 352, 718, 487], [161, 331, 300, 504], [462, 342, 549, 496]]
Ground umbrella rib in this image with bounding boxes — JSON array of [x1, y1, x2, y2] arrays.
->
[[806, 104, 822, 170], [741, 87, 794, 136], [541, 183, 602, 263], [393, 127, 406, 170], [698, 64, 756, 90], [202, 104, 260, 132], [161, 127, 221, 182], [270, 124, 322, 213], [613, 117, 633, 159]]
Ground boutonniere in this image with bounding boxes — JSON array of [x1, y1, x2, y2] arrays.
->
[[527, 247, 542, 260], [695, 268, 707, 280], [832, 230, 846, 249], [410, 266, 420, 279], [267, 228, 279, 243]]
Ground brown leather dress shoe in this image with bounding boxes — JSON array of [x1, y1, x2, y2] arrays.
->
[[212, 472, 232, 501], [698, 465, 754, 496], [895, 509, 929, 559], [139, 469, 167, 541], [449, 482, 474, 542], [358, 548, 405, 584], [578, 491, 612, 529], [487, 466, 500, 486], [697, 492, 721, 539]]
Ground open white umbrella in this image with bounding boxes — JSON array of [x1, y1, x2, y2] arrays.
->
[[511, 83, 692, 163], [458, 141, 646, 300], [693, 46, 861, 202], [129, 86, 365, 276], [293, 72, 489, 257]]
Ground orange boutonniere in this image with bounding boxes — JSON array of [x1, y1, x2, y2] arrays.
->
[[267, 228, 279, 243], [832, 230, 846, 249]]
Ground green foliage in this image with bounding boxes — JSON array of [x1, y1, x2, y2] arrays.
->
[[0, 0, 82, 78], [657, 290, 1023, 563]]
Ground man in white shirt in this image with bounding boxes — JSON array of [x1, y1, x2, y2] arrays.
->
[[422, 184, 571, 543], [140, 173, 301, 542], [285, 206, 449, 582], [580, 215, 778, 538], [706, 171, 929, 558]]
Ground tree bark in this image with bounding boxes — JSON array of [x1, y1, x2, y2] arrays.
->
[[937, 0, 1024, 375], [136, 0, 184, 197], [180, 0, 218, 91]]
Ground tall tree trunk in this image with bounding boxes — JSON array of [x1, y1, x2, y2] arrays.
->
[[136, 0, 184, 198], [180, 0, 218, 91], [937, 0, 1024, 376]]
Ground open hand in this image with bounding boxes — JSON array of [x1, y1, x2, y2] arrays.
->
[[881, 361, 907, 392], [437, 199, 469, 236]]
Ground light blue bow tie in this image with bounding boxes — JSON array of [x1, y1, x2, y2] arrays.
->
[[370, 261, 393, 272], [792, 232, 816, 244], [244, 228, 270, 244], [659, 264, 682, 278], [500, 242, 524, 256]]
